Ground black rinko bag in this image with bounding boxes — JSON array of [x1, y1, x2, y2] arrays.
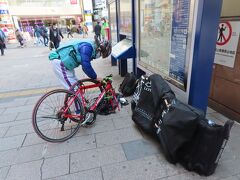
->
[[131, 74, 175, 135], [178, 118, 234, 176], [119, 72, 138, 97], [155, 99, 204, 163], [131, 76, 155, 134]]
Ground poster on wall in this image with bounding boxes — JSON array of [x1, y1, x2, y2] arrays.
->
[[169, 0, 191, 87], [0, 0, 16, 42], [214, 21, 240, 68]]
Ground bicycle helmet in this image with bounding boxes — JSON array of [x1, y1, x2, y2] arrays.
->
[[99, 40, 112, 58]]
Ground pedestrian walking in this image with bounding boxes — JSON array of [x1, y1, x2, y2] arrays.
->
[[15, 29, 24, 48], [41, 25, 49, 46], [49, 23, 64, 49], [101, 18, 109, 40], [34, 25, 43, 46], [82, 23, 88, 38], [0, 29, 6, 55], [94, 22, 101, 41], [67, 26, 73, 38]]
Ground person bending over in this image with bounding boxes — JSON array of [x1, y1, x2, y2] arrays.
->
[[48, 36, 112, 89]]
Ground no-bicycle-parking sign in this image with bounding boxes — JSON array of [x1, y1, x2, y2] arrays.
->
[[214, 21, 240, 68]]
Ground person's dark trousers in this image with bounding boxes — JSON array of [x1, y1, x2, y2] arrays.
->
[[53, 40, 60, 49], [96, 34, 101, 41], [67, 32, 73, 38], [43, 36, 49, 46], [0, 44, 4, 55], [19, 40, 24, 46]]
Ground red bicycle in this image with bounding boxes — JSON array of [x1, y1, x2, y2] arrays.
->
[[32, 75, 119, 142]]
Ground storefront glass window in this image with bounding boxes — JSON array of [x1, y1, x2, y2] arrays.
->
[[119, 0, 132, 37], [139, 0, 192, 90], [109, 2, 117, 45]]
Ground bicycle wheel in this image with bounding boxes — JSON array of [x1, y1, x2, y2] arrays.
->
[[69, 79, 103, 125], [32, 89, 84, 142]]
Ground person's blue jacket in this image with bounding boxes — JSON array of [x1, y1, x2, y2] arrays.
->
[[79, 42, 97, 79], [49, 40, 97, 79]]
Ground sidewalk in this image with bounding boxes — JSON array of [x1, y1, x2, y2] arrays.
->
[[0, 40, 240, 180]]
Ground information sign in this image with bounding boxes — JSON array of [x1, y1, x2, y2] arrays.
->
[[112, 39, 132, 59]]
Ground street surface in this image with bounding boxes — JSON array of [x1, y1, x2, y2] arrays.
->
[[0, 34, 240, 180]]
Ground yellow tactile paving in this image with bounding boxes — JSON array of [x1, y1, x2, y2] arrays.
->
[[0, 87, 61, 99]]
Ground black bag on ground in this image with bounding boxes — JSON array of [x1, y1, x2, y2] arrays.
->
[[155, 99, 204, 163], [119, 72, 137, 97], [131, 76, 155, 134], [131, 74, 175, 135], [178, 118, 234, 176]]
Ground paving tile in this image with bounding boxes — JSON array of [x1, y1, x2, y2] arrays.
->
[[70, 144, 126, 173], [75, 119, 115, 137], [4, 122, 34, 137], [211, 158, 240, 179], [122, 139, 159, 160], [158, 172, 218, 180], [22, 132, 46, 147], [0, 113, 18, 124], [96, 127, 142, 148], [24, 96, 42, 105], [112, 115, 135, 129], [42, 154, 69, 179], [0, 108, 5, 115], [221, 136, 240, 162], [48, 168, 103, 180], [0, 119, 30, 128], [229, 122, 240, 139], [0, 100, 26, 109], [3, 104, 34, 115], [6, 160, 42, 180], [0, 135, 25, 151], [0, 149, 18, 167], [102, 155, 185, 180], [42, 135, 96, 158], [15, 111, 32, 121], [0, 166, 10, 180], [221, 175, 240, 180], [0, 126, 9, 137], [15, 144, 45, 164]]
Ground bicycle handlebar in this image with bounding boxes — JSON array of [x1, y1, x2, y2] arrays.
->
[[101, 74, 113, 84]]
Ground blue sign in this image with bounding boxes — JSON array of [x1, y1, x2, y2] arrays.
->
[[84, 10, 92, 14], [169, 0, 190, 86], [85, 22, 92, 26], [0, 10, 9, 14]]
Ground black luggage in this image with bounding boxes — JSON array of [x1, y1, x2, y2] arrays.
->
[[119, 72, 138, 97], [179, 118, 234, 176], [155, 99, 204, 163], [131, 76, 155, 134], [131, 74, 175, 135]]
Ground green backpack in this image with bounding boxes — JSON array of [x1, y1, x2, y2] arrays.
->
[[49, 40, 96, 71]]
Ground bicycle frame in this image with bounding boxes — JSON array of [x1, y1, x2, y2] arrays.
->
[[63, 79, 120, 120]]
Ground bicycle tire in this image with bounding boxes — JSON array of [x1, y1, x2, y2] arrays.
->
[[32, 89, 84, 143]]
